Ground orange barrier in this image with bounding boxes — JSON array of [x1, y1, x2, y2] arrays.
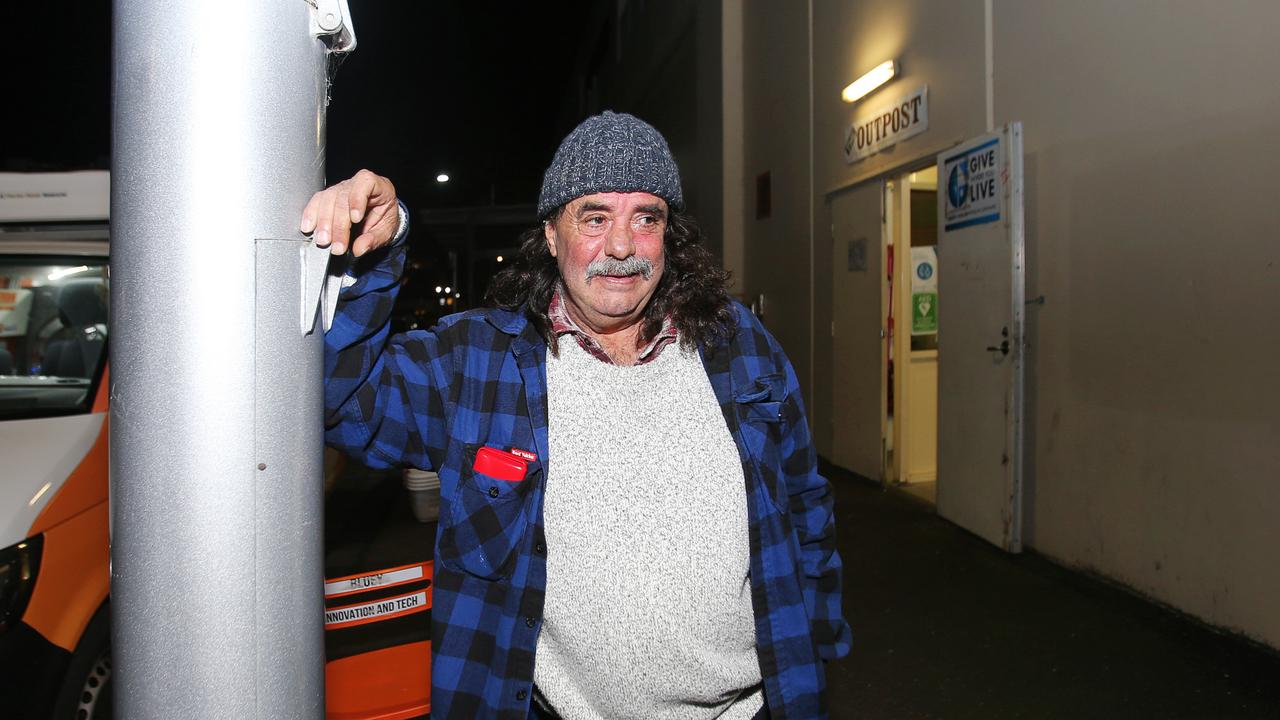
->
[[325, 640, 431, 720], [324, 561, 433, 719]]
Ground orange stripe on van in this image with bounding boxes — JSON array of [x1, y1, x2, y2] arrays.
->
[[22, 374, 112, 652], [28, 413, 109, 537], [23, 498, 110, 652]]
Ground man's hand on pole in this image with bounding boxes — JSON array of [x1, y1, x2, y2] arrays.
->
[[300, 169, 399, 257]]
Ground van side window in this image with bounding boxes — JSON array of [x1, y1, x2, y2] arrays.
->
[[0, 260, 109, 419]]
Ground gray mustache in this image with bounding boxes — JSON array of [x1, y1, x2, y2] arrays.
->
[[584, 256, 654, 283]]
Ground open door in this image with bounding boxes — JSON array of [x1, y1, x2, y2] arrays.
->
[[935, 124, 1026, 551], [830, 180, 886, 482]]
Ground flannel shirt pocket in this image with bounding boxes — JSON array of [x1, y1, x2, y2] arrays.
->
[[736, 373, 790, 513], [440, 444, 534, 581]]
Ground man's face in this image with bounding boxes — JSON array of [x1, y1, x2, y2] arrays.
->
[[545, 191, 668, 335]]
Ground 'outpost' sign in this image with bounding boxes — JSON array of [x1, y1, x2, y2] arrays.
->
[[844, 86, 929, 163]]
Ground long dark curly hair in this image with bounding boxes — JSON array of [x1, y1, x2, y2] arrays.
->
[[485, 209, 735, 353]]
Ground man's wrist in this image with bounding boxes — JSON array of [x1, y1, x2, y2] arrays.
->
[[390, 200, 410, 247]]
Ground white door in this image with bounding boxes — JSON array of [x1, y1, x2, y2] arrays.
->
[[830, 180, 885, 482], [935, 124, 1026, 551]]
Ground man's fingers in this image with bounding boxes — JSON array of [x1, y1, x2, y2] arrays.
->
[[351, 231, 372, 257], [347, 170, 379, 224], [300, 191, 324, 234], [362, 198, 393, 234], [300, 170, 398, 257], [329, 186, 355, 255], [351, 192, 402, 257], [361, 170, 396, 219], [311, 186, 340, 248]]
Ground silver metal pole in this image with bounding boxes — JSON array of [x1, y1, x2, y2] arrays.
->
[[110, 1, 353, 716]]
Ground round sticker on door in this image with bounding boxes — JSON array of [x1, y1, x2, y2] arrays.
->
[[916, 263, 933, 281], [947, 162, 968, 209]]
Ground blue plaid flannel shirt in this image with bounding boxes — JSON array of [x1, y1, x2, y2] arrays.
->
[[325, 235, 852, 719]]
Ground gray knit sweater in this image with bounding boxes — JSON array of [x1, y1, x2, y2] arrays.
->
[[534, 338, 763, 719]]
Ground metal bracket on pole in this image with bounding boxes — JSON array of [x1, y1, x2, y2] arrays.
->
[[310, 0, 357, 53], [301, 243, 333, 335]]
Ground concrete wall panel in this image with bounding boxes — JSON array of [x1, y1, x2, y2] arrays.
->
[[994, 0, 1280, 648]]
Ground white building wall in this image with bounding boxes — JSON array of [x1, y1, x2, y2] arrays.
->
[[741, 0, 1280, 648], [741, 0, 816, 412], [722, 0, 746, 298], [992, 0, 1280, 649], [813, 0, 988, 191]]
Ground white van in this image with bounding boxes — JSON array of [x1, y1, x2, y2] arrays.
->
[[0, 171, 113, 718], [0, 172, 433, 719]]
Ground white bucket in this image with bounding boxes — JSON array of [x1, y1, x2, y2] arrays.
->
[[403, 468, 441, 523]]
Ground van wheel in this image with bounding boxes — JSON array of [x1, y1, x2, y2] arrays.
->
[[53, 602, 113, 719], [73, 646, 112, 718]]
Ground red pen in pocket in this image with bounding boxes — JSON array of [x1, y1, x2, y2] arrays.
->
[[474, 446, 528, 482]]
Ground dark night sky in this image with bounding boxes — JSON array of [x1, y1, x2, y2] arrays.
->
[[4, 1, 596, 211], [5, 3, 113, 172], [5, 1, 603, 315], [325, 1, 597, 210]]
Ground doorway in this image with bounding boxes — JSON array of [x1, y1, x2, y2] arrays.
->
[[889, 166, 940, 505], [828, 180, 887, 482], [830, 125, 1027, 551], [828, 166, 939, 503]]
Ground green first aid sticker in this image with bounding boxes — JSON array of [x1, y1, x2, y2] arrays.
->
[[912, 292, 937, 335]]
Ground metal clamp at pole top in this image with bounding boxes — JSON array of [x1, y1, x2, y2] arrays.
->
[[310, 0, 357, 53]]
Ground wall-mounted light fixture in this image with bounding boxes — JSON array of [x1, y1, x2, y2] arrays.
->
[[436, 173, 450, 183], [841, 60, 896, 103]]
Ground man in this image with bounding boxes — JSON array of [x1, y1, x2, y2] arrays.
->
[[304, 112, 850, 720]]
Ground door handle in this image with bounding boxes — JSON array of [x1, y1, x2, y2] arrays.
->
[[985, 340, 1010, 356]]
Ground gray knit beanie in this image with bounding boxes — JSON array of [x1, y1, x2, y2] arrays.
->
[[537, 111, 684, 219]]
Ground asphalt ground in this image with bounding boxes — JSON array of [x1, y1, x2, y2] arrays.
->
[[821, 461, 1280, 720]]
